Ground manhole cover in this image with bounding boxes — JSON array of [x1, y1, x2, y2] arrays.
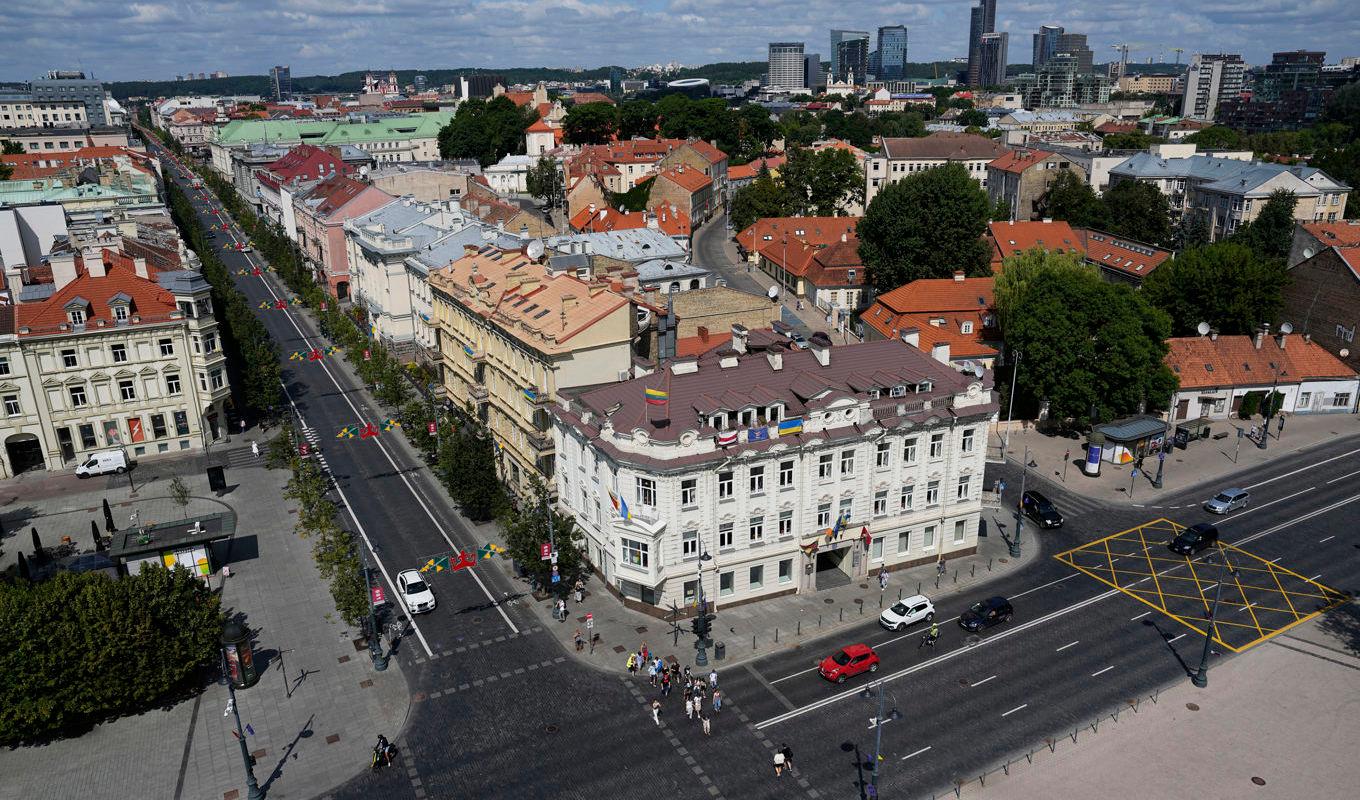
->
[[858, 584, 869, 589], [824, 598, 834, 604], [965, 635, 983, 648], [1186, 702, 1200, 711], [544, 724, 559, 734], [998, 558, 1009, 564], [1251, 777, 1266, 786], [472, 616, 483, 625]]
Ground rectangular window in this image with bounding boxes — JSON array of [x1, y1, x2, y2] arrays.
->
[[3, 395, 19, 416], [198, 372, 208, 391], [898, 530, 910, 553], [1334, 393, 1353, 408], [839, 497, 853, 523], [718, 471, 733, 499], [873, 490, 888, 516], [749, 565, 764, 590], [718, 522, 734, 549], [749, 465, 765, 494], [150, 414, 167, 439], [635, 477, 656, 507], [78, 423, 97, 448], [840, 449, 855, 476], [68, 308, 84, 324], [778, 510, 793, 538], [926, 480, 940, 506], [681, 478, 697, 507], [953, 520, 967, 544], [683, 580, 698, 605], [204, 333, 218, 353], [929, 433, 944, 459], [817, 453, 833, 479], [871, 536, 884, 561], [816, 502, 831, 528], [110, 343, 127, 363], [778, 558, 793, 583], [62, 349, 78, 368], [923, 524, 936, 550], [159, 338, 174, 356], [902, 437, 917, 464], [119, 380, 136, 401], [682, 529, 698, 558], [174, 410, 190, 436], [900, 485, 914, 511], [1296, 393, 1310, 408], [621, 538, 649, 568], [0, 356, 9, 375], [876, 441, 891, 467], [749, 516, 764, 544], [719, 571, 734, 596], [779, 459, 794, 488], [165, 373, 181, 395], [68, 385, 88, 407], [961, 428, 975, 453], [113, 305, 128, 322], [957, 474, 971, 500], [209, 369, 224, 390]]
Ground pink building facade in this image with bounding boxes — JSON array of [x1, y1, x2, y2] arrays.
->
[[293, 175, 393, 299]]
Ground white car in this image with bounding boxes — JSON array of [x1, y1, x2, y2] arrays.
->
[[396, 569, 436, 614], [879, 594, 936, 631]]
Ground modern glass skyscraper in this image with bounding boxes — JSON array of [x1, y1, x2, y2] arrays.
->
[[967, 0, 998, 86], [977, 32, 1009, 87], [270, 65, 291, 101], [1032, 25, 1062, 69], [830, 30, 870, 81], [876, 26, 909, 80], [836, 38, 870, 85]]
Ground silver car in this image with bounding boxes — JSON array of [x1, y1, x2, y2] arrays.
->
[[1204, 488, 1249, 514]]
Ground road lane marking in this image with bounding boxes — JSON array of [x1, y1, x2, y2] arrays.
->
[[1055, 641, 1080, 652], [1310, 574, 1322, 581], [1318, 536, 1335, 543], [1001, 704, 1028, 717], [902, 747, 932, 760], [1091, 666, 1115, 677], [1233, 494, 1360, 547], [1243, 447, 1360, 490], [971, 675, 997, 688], [868, 716, 897, 729], [744, 663, 797, 713], [1217, 486, 1316, 523], [1326, 467, 1360, 485], [1130, 611, 1151, 621], [1168, 634, 1187, 644]]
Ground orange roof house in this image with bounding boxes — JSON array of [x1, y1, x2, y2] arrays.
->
[[861, 273, 999, 365], [987, 220, 1082, 268]]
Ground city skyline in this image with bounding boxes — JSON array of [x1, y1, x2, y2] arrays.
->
[[2, 1, 1357, 82]]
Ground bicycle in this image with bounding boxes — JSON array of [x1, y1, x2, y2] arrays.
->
[[918, 630, 940, 649]]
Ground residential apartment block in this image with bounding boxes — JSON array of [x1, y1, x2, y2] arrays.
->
[[550, 333, 997, 611], [865, 133, 1008, 206], [294, 175, 394, 299], [1181, 53, 1246, 121], [987, 148, 1085, 221]]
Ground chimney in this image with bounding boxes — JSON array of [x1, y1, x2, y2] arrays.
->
[[670, 356, 699, 375], [841, 231, 847, 243], [561, 294, 579, 311], [50, 253, 78, 290], [5, 267, 24, 298], [766, 342, 785, 371], [133, 257, 149, 279], [953, 270, 965, 282], [519, 275, 540, 293], [931, 342, 951, 364], [1253, 323, 1270, 350], [808, 331, 832, 366], [1209, 329, 1218, 341], [717, 348, 739, 369], [463, 243, 479, 255], [899, 328, 920, 348], [1275, 331, 1288, 350], [730, 323, 749, 353], [87, 253, 108, 279]]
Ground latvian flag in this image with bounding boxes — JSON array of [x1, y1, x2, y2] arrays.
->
[[645, 387, 669, 406], [716, 430, 738, 447]]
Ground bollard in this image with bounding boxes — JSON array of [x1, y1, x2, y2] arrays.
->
[[935, 575, 940, 589], [917, 581, 921, 595], [840, 608, 844, 622], [797, 620, 801, 636], [971, 564, 976, 578], [775, 628, 779, 643], [818, 614, 822, 628], [953, 569, 958, 583], [989, 557, 993, 572], [753, 634, 756, 650], [898, 588, 903, 601], [860, 602, 864, 615], [879, 594, 883, 609]]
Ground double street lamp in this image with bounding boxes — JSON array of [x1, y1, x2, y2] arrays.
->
[[860, 682, 903, 796], [692, 534, 714, 666], [1191, 553, 1239, 689], [1009, 445, 1029, 559]]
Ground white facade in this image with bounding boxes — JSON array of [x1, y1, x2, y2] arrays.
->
[[484, 154, 533, 195], [1173, 377, 1357, 421]]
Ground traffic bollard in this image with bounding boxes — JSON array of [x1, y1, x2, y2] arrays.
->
[[775, 628, 779, 643], [972, 564, 976, 578], [840, 608, 844, 622]]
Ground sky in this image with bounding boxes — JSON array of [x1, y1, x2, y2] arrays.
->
[[2, 0, 1358, 83]]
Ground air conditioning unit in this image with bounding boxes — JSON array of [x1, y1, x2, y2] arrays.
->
[[617, 369, 631, 382]]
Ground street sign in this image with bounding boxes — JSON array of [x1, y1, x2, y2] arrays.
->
[[427, 421, 437, 435], [363, 349, 371, 361], [540, 542, 552, 560], [1131, 468, 1140, 478], [586, 613, 594, 629], [550, 551, 558, 565], [371, 586, 385, 604], [299, 441, 311, 457]]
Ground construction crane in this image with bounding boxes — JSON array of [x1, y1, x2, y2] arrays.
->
[[1110, 43, 1132, 75], [1172, 48, 1185, 65]]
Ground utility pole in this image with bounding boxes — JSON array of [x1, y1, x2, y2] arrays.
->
[[1003, 349, 1022, 451], [1192, 557, 1238, 688], [1010, 446, 1028, 558], [1153, 389, 1175, 489], [357, 532, 388, 672], [221, 651, 265, 800]]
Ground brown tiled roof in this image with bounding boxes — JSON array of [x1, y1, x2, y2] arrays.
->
[[880, 133, 1007, 161], [1072, 228, 1171, 278], [570, 92, 615, 106], [872, 276, 994, 315], [988, 220, 1082, 263], [1302, 221, 1360, 248], [862, 311, 998, 360], [1095, 121, 1137, 135], [803, 239, 865, 288], [987, 148, 1055, 175], [727, 156, 785, 182], [736, 217, 859, 253], [683, 140, 727, 165], [656, 165, 711, 193], [1165, 334, 1358, 390], [14, 260, 177, 336], [1334, 246, 1360, 281], [307, 175, 369, 217]]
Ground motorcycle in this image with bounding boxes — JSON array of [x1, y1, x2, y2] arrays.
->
[[371, 739, 399, 771]]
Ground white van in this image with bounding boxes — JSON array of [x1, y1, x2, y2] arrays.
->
[[75, 449, 130, 478]]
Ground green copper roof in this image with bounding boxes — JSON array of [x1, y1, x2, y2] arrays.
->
[[214, 113, 453, 147]]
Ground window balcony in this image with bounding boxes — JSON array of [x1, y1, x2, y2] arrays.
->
[[611, 505, 666, 539]]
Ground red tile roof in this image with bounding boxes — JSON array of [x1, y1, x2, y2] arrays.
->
[[675, 330, 733, 358], [1302, 221, 1360, 248], [987, 148, 1055, 175], [1072, 228, 1172, 279], [1095, 121, 1137, 135], [802, 239, 865, 288], [737, 217, 859, 254], [988, 220, 1082, 264], [570, 92, 615, 106], [1165, 334, 1358, 390], [656, 165, 711, 193], [861, 275, 998, 358], [568, 205, 691, 237], [1333, 246, 1360, 281], [504, 92, 535, 107], [305, 175, 370, 218], [15, 258, 177, 336], [683, 140, 727, 165], [256, 144, 350, 191], [727, 156, 785, 182], [871, 275, 995, 315], [526, 117, 555, 134]]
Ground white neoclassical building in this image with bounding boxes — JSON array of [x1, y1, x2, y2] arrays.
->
[[551, 330, 998, 612]]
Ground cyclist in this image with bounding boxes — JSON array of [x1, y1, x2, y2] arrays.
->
[[920, 622, 940, 648]]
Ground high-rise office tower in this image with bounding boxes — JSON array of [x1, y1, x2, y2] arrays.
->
[[836, 38, 870, 85], [1181, 53, 1245, 120], [876, 26, 909, 80], [28, 70, 108, 126], [768, 42, 807, 90], [830, 30, 870, 81], [270, 65, 291, 101], [1033, 25, 1062, 69], [977, 32, 1009, 86], [967, 0, 998, 85], [1056, 33, 1094, 74], [804, 53, 825, 93]]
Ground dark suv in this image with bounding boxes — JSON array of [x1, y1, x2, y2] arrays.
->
[[1168, 523, 1219, 556], [1021, 491, 1064, 528], [959, 596, 1014, 632]]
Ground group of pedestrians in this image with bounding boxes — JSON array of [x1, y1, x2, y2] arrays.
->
[[635, 650, 721, 736]]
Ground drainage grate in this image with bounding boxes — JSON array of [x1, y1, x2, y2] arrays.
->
[[544, 724, 559, 734], [824, 598, 834, 604], [1185, 702, 1200, 711], [1251, 777, 1266, 786], [325, 734, 340, 744]]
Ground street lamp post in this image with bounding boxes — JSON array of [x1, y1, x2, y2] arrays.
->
[[1191, 556, 1238, 689], [860, 682, 902, 796], [1152, 389, 1175, 489], [1003, 350, 1022, 451], [220, 651, 265, 800], [693, 532, 714, 667], [356, 532, 388, 672], [1010, 446, 1028, 558]]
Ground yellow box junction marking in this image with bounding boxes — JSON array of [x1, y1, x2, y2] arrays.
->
[[1055, 519, 1347, 653]]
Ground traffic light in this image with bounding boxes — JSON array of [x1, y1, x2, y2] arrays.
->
[[691, 613, 713, 640]]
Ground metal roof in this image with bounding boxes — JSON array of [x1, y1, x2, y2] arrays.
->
[[1093, 416, 1168, 442]]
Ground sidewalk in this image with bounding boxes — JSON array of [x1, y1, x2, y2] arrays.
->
[[995, 412, 1360, 507], [512, 504, 1037, 676], [954, 610, 1360, 799], [0, 446, 409, 800]]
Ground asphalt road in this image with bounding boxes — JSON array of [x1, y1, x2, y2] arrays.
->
[[151, 140, 1359, 800]]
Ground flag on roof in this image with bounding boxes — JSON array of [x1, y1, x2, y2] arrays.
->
[[716, 430, 738, 447], [777, 418, 803, 436], [645, 387, 668, 405], [746, 426, 770, 443]]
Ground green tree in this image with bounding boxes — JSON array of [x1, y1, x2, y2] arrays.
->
[[168, 476, 191, 517], [1040, 170, 1109, 229], [441, 424, 506, 522], [857, 162, 993, 292], [1229, 189, 1297, 263], [822, 110, 875, 148], [1322, 80, 1360, 133], [780, 110, 822, 147], [0, 139, 23, 155], [1185, 125, 1245, 150], [877, 112, 926, 139], [733, 104, 779, 163], [617, 100, 658, 139], [1174, 207, 1212, 251], [1101, 180, 1172, 246], [957, 108, 989, 128], [1101, 131, 1156, 150], [526, 155, 562, 207], [729, 165, 793, 233], [1141, 242, 1289, 336], [994, 248, 1096, 334], [779, 147, 864, 217], [991, 195, 1012, 222], [0, 162, 11, 181], [1001, 265, 1177, 423], [497, 475, 586, 594], [438, 96, 532, 167], [1310, 139, 1360, 218], [563, 102, 618, 145]]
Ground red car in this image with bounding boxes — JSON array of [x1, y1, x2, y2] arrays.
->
[[818, 643, 880, 684]]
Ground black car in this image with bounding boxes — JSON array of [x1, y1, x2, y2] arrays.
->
[[1021, 491, 1064, 528], [1168, 523, 1219, 556], [959, 596, 1013, 632], [205, 231, 217, 239]]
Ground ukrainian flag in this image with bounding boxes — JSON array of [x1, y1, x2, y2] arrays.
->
[[777, 418, 804, 436]]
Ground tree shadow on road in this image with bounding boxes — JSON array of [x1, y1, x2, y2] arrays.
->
[[1316, 601, 1360, 657]]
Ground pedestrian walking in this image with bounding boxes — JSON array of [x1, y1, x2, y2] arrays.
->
[[879, 568, 888, 591], [937, 559, 947, 578], [627, 653, 637, 675], [555, 598, 567, 622], [712, 689, 722, 713], [251, 440, 260, 459], [574, 629, 584, 652], [773, 749, 786, 776], [708, 669, 718, 688], [683, 665, 692, 684], [641, 642, 649, 663], [780, 744, 794, 771], [661, 672, 672, 697], [683, 685, 693, 706], [702, 714, 711, 735], [685, 694, 694, 720], [649, 666, 657, 687], [651, 699, 661, 726], [691, 695, 702, 720], [574, 579, 584, 604]]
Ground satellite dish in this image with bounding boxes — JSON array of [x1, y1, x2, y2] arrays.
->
[[526, 239, 545, 260], [1341, 349, 1350, 358], [1196, 321, 1211, 336], [1279, 322, 1294, 335], [767, 285, 779, 300]]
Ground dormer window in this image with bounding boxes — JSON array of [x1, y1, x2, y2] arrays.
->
[[712, 412, 727, 430], [69, 308, 85, 325], [960, 321, 974, 334], [916, 381, 933, 393], [113, 305, 128, 322], [868, 389, 881, 399], [740, 408, 756, 427], [890, 385, 906, 398]]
